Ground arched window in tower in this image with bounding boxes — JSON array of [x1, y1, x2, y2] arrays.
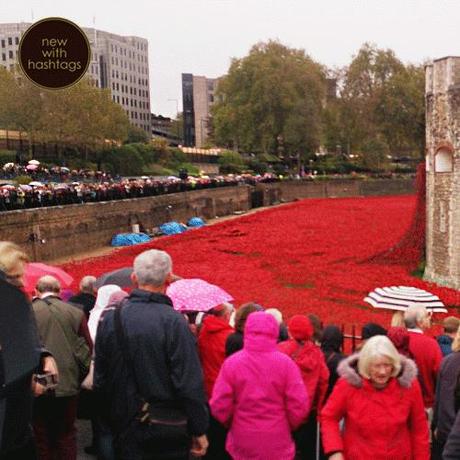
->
[[435, 148, 453, 172]]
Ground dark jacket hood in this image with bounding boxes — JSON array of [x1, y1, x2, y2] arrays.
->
[[321, 325, 343, 352], [437, 335, 453, 346], [337, 352, 417, 388]]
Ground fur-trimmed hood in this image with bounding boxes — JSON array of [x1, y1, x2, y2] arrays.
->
[[337, 352, 418, 388]]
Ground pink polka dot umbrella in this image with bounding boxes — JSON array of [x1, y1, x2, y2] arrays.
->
[[166, 278, 233, 312]]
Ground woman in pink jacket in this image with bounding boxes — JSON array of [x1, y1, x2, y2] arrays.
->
[[210, 311, 310, 460]]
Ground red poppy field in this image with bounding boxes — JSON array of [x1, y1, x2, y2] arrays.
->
[[62, 194, 460, 329]]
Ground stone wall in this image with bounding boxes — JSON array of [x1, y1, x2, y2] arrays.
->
[[0, 178, 414, 261], [256, 178, 414, 205], [0, 186, 251, 261], [425, 57, 460, 290]]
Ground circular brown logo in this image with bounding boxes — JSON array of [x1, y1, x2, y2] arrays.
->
[[18, 17, 91, 89]]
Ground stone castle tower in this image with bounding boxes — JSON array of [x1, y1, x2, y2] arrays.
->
[[424, 57, 460, 290]]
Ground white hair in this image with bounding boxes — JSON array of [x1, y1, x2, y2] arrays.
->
[[36, 275, 61, 294], [79, 275, 96, 293], [404, 304, 428, 329], [133, 249, 172, 287], [265, 308, 283, 325], [358, 335, 401, 379]]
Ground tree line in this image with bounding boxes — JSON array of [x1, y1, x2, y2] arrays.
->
[[0, 67, 131, 158], [211, 41, 425, 169]]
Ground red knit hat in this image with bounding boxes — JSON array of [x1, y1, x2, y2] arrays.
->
[[288, 315, 313, 341]]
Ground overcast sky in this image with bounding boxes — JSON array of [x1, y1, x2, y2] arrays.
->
[[2, 0, 459, 117]]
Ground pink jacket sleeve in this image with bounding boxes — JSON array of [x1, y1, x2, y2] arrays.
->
[[409, 380, 430, 460], [320, 378, 349, 455], [209, 363, 234, 427], [284, 360, 310, 430]]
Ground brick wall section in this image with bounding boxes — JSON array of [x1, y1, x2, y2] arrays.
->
[[0, 179, 414, 261], [425, 57, 460, 290]]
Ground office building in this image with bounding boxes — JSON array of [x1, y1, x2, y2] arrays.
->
[[0, 22, 151, 133], [182, 73, 218, 147]]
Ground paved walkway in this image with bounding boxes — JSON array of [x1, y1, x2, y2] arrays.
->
[[77, 420, 93, 459]]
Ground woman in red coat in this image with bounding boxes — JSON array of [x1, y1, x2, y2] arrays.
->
[[321, 335, 429, 460]]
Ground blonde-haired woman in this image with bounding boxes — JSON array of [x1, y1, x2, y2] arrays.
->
[[432, 323, 460, 459], [321, 335, 429, 460]]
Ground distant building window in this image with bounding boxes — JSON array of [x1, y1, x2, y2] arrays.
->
[[1, 53, 5, 61], [15, 37, 19, 45], [1, 40, 4, 48], [116, 83, 119, 90], [117, 96, 120, 103], [435, 149, 453, 172], [8, 37, 12, 46], [112, 83, 115, 90], [8, 50, 13, 59]]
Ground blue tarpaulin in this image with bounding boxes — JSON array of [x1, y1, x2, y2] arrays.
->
[[111, 233, 151, 247], [159, 222, 187, 235], [187, 217, 206, 228]]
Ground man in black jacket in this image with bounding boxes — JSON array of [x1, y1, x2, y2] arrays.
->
[[0, 241, 58, 460], [68, 275, 97, 319], [95, 249, 209, 459]]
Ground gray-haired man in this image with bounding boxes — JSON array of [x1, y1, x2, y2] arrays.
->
[[95, 249, 209, 459]]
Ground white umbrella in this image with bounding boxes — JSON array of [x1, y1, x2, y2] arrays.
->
[[2, 162, 15, 170], [26, 164, 38, 171], [28, 159, 40, 165], [60, 167, 70, 173], [364, 286, 447, 313], [29, 181, 44, 187]]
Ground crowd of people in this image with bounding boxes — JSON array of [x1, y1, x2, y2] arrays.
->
[[0, 171, 278, 212], [1, 241, 460, 459]]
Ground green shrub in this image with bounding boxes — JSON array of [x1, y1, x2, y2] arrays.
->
[[102, 145, 145, 175], [246, 158, 268, 175], [0, 150, 16, 165], [15, 175, 32, 185], [218, 150, 244, 167], [174, 162, 199, 176], [144, 163, 175, 176]]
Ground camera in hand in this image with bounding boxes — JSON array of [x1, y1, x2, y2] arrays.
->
[[34, 373, 58, 390]]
